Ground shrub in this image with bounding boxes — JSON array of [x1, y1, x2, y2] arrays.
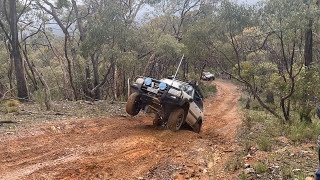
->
[[243, 112, 253, 130], [256, 135, 272, 151], [296, 173, 306, 180], [33, 90, 45, 108], [238, 172, 249, 180], [285, 121, 319, 143], [6, 107, 18, 113], [281, 165, 294, 179], [253, 161, 268, 174], [225, 154, 243, 171], [5, 99, 20, 107], [265, 120, 283, 137], [4, 99, 20, 113], [243, 139, 253, 154], [198, 81, 217, 98]]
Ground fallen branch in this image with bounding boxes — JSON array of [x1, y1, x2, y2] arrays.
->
[[0, 88, 15, 101], [0, 120, 17, 125]]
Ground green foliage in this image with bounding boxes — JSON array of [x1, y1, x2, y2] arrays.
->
[[262, 0, 309, 32], [56, 0, 70, 8], [182, 19, 212, 69], [0, 48, 8, 80], [33, 90, 46, 109], [244, 108, 320, 145], [285, 120, 320, 143], [256, 135, 272, 151], [243, 111, 254, 130], [296, 173, 306, 180], [253, 161, 268, 174], [218, 0, 256, 34], [198, 81, 216, 98], [238, 172, 249, 180], [156, 34, 185, 58], [293, 65, 320, 122]]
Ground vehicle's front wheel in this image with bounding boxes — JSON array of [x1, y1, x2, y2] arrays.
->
[[167, 108, 185, 131], [193, 119, 202, 133], [153, 114, 162, 126], [126, 92, 141, 116]]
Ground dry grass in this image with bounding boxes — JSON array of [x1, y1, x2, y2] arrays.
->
[[4, 99, 20, 113]]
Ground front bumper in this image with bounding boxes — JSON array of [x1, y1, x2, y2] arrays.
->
[[131, 84, 183, 110]]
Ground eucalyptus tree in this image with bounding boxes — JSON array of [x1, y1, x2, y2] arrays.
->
[[140, 0, 215, 80], [36, 0, 83, 100], [304, 0, 320, 67], [80, 0, 159, 100], [187, 0, 312, 122], [0, 0, 32, 100], [151, 0, 207, 41]]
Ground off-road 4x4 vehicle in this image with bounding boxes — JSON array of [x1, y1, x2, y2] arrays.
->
[[201, 72, 215, 81], [126, 76, 204, 133]]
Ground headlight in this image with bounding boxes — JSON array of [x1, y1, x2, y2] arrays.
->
[[144, 78, 152, 86], [159, 82, 167, 90], [135, 78, 144, 84]]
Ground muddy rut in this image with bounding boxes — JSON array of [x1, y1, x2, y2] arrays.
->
[[0, 80, 241, 180]]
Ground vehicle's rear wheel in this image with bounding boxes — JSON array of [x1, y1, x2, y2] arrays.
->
[[193, 119, 202, 133], [167, 108, 185, 132], [126, 92, 141, 116]]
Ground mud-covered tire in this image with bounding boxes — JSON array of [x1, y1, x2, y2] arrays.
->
[[193, 119, 202, 133], [167, 108, 185, 132], [153, 114, 162, 126], [126, 92, 141, 116]]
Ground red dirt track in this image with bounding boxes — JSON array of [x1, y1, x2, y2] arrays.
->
[[0, 80, 241, 180]]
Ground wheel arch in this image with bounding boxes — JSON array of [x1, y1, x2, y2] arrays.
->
[[197, 117, 203, 126], [181, 102, 190, 118]]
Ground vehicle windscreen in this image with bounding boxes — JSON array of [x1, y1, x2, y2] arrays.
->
[[161, 79, 194, 96]]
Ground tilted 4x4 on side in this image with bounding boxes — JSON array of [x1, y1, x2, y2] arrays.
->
[[126, 76, 204, 133]]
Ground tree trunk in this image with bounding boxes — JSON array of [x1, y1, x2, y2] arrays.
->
[[113, 63, 118, 100], [57, 52, 71, 99], [304, 19, 313, 67], [280, 99, 289, 122], [22, 44, 38, 91], [143, 52, 156, 76], [64, 36, 78, 100], [266, 91, 274, 104], [32, 64, 52, 111], [91, 53, 101, 99], [9, 0, 28, 100], [85, 63, 92, 99]]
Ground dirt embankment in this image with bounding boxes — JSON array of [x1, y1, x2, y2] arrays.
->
[[0, 80, 242, 180]]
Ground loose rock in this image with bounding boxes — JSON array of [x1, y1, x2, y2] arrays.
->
[[244, 168, 255, 174]]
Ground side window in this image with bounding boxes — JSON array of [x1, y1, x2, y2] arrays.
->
[[194, 90, 203, 110], [184, 85, 194, 97]]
